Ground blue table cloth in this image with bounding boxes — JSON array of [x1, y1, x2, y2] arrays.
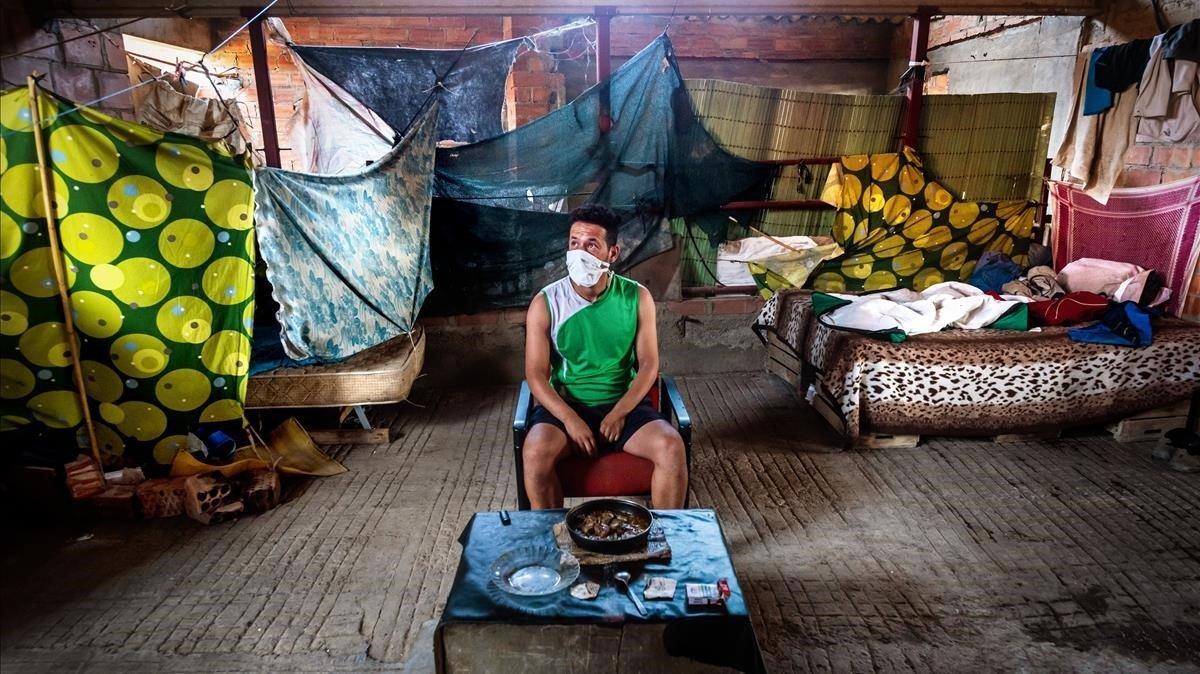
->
[[436, 508, 764, 672]]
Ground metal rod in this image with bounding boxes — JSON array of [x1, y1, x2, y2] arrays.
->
[[899, 7, 931, 151], [721, 199, 834, 211], [25, 75, 107, 481], [244, 5, 281, 167]]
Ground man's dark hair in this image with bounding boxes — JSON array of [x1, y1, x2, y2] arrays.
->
[[569, 204, 621, 247]]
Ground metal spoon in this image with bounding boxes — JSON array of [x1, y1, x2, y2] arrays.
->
[[614, 571, 647, 616]]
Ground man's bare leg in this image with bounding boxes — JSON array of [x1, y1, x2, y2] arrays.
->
[[522, 423, 571, 509], [622, 420, 688, 509]]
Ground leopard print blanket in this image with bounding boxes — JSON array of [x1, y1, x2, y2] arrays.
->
[[756, 289, 1200, 440]]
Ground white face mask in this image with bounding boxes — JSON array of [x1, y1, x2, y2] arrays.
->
[[566, 249, 611, 287]]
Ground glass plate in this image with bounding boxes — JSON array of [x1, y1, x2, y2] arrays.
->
[[489, 545, 580, 596]]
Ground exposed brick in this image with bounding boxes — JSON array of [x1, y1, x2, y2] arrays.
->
[[1116, 167, 1163, 188], [1162, 169, 1197, 184], [418, 316, 456, 328], [710, 297, 765, 315], [501, 308, 527, 326], [454, 312, 500, 327], [50, 64, 97, 102], [95, 71, 133, 109], [60, 26, 106, 67], [667, 300, 710, 316], [1124, 144, 1153, 166]]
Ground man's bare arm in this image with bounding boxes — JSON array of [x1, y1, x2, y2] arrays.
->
[[525, 296, 597, 455], [599, 286, 659, 441]]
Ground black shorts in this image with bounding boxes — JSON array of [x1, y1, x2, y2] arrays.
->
[[528, 397, 667, 453]]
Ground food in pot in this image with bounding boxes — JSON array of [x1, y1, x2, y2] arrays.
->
[[574, 509, 649, 540]]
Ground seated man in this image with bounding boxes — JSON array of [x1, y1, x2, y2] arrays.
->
[[523, 204, 688, 510]]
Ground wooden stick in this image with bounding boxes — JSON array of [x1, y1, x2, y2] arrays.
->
[[26, 75, 106, 481]]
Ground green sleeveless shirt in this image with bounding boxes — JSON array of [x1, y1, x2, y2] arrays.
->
[[541, 273, 641, 406]]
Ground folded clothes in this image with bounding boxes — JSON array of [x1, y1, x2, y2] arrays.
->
[[1029, 291, 1109, 326]]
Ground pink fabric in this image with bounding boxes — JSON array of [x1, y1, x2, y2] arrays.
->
[[1051, 176, 1200, 316]]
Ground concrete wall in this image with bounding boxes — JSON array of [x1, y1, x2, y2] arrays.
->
[[927, 16, 1083, 153]]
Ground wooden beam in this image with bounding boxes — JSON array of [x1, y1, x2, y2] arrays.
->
[[899, 8, 931, 151], [596, 5, 614, 133], [244, 6, 281, 167], [48, 0, 1100, 18]]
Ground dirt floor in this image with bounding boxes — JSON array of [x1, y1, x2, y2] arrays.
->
[[2, 374, 1198, 673]]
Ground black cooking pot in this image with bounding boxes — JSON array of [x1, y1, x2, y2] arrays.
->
[[565, 498, 653, 554]]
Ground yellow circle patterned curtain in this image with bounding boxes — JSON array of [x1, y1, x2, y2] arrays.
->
[[0, 87, 255, 468], [812, 147, 1035, 293]]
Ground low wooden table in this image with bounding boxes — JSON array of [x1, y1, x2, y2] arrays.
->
[[435, 508, 764, 673]]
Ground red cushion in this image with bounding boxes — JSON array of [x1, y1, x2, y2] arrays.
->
[[558, 452, 654, 498]]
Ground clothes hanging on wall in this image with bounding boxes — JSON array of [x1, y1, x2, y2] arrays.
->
[[1055, 46, 1141, 205], [1134, 34, 1200, 143], [809, 147, 1036, 294], [254, 104, 437, 361], [128, 56, 248, 155], [1093, 38, 1153, 94], [1083, 48, 1116, 115], [1161, 18, 1200, 61], [1050, 176, 1200, 317], [0, 87, 257, 467]]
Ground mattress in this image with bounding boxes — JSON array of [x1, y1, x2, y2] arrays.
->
[[757, 290, 1200, 440], [245, 326, 425, 409]]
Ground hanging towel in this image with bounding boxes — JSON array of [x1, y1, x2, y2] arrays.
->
[[254, 104, 438, 361], [0, 87, 257, 467], [1050, 177, 1200, 316]]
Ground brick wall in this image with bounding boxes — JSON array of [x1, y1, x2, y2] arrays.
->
[[929, 15, 1041, 48], [1, 16, 135, 120]]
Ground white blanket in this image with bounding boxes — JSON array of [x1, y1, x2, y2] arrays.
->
[[823, 282, 1033, 336]]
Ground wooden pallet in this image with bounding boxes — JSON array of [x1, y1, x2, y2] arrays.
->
[[765, 332, 802, 386], [1107, 400, 1191, 443]]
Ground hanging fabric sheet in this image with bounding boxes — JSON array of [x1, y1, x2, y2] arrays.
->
[[254, 104, 437, 361], [1050, 176, 1200, 317], [265, 18, 396, 174], [292, 39, 524, 144], [811, 147, 1037, 294], [0, 87, 256, 466], [127, 56, 248, 154], [428, 35, 771, 313]]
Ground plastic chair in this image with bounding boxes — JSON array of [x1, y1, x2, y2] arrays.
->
[[512, 376, 692, 510]]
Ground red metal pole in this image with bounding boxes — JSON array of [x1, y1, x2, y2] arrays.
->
[[244, 7, 281, 167], [899, 8, 932, 152], [595, 5, 615, 133]]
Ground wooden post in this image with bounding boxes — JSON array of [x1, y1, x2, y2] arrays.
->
[[243, 6, 281, 167], [899, 8, 932, 152], [595, 5, 615, 133], [25, 75, 106, 479]]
